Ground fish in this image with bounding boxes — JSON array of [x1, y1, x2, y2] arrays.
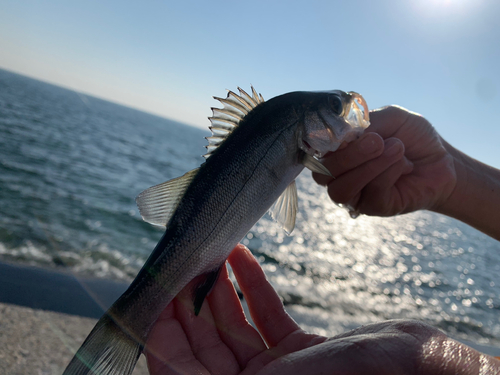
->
[[62, 87, 370, 375]]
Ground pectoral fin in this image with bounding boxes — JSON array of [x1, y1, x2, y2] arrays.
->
[[268, 181, 298, 235], [136, 168, 199, 226], [301, 154, 333, 177], [192, 266, 224, 316]]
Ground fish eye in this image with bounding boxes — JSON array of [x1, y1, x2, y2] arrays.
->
[[328, 95, 343, 115]]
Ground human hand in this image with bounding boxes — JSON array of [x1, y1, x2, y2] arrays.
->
[[252, 319, 500, 375], [145, 244, 326, 375], [313, 105, 457, 217], [145, 244, 499, 374]]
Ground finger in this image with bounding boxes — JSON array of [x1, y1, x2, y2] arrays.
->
[[227, 245, 301, 348], [175, 266, 240, 375], [333, 155, 414, 213], [207, 254, 267, 368], [313, 132, 384, 186], [367, 105, 413, 138], [326, 138, 405, 206], [358, 157, 414, 216], [145, 303, 210, 375]]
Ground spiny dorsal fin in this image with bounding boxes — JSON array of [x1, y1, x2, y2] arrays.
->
[[204, 86, 265, 159], [136, 168, 199, 226], [268, 180, 298, 235]]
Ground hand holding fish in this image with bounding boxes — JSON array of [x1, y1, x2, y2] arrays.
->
[[145, 244, 327, 375], [313, 105, 455, 216], [313, 105, 500, 241], [146, 244, 500, 374]]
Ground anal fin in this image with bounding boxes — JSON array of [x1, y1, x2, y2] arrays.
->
[[192, 266, 224, 316]]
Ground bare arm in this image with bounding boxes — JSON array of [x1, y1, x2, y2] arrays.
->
[[436, 139, 500, 240]]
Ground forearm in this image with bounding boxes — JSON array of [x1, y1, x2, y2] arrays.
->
[[433, 139, 500, 241]]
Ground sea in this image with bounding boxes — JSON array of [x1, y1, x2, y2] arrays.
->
[[0, 68, 499, 352]]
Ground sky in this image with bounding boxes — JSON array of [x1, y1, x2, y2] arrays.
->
[[1, 0, 500, 167]]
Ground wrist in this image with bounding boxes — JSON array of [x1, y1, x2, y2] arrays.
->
[[433, 140, 500, 241], [431, 139, 466, 214]]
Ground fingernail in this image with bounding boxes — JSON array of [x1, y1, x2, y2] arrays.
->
[[383, 139, 403, 157], [359, 134, 381, 154]]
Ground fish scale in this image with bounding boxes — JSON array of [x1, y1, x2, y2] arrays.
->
[[63, 87, 370, 375]]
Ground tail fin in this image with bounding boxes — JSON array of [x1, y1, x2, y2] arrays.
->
[[63, 314, 142, 375]]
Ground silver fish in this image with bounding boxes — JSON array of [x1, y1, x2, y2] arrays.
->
[[63, 87, 370, 375]]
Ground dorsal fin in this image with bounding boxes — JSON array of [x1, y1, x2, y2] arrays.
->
[[204, 86, 265, 159]]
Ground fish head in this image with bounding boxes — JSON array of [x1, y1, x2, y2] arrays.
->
[[297, 90, 370, 158]]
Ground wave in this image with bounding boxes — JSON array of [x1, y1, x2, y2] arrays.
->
[[0, 241, 144, 282]]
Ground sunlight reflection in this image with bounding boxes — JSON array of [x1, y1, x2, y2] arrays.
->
[[244, 172, 500, 347]]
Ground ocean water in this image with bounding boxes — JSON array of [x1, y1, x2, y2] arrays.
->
[[0, 68, 499, 350]]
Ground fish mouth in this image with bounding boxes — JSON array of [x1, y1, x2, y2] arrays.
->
[[299, 138, 325, 158], [345, 92, 370, 129]]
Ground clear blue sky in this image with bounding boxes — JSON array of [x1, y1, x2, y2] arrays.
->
[[1, 0, 499, 167]]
